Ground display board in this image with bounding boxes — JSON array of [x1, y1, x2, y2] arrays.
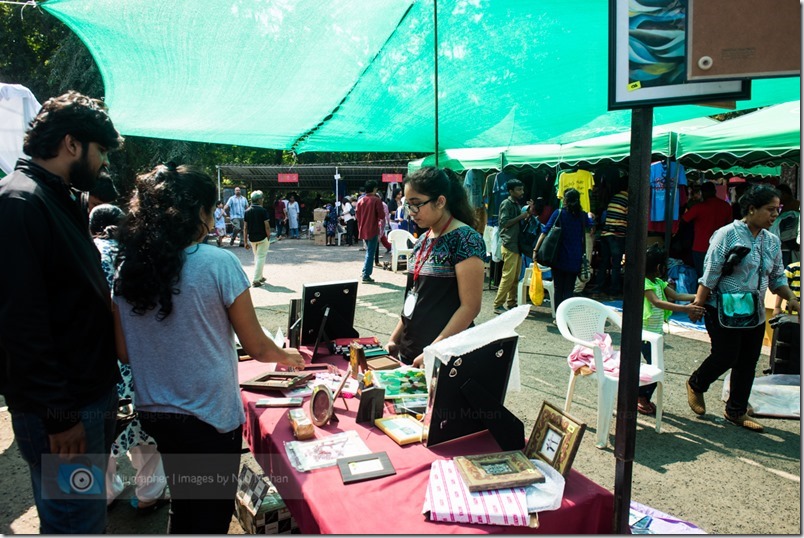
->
[[686, 0, 801, 81]]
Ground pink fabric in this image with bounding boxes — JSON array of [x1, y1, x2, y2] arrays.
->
[[567, 333, 654, 383], [239, 354, 614, 535]]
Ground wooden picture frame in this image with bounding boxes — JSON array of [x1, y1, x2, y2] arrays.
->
[[374, 415, 424, 446], [454, 450, 544, 492], [240, 371, 313, 392], [336, 451, 396, 484], [524, 401, 586, 477]]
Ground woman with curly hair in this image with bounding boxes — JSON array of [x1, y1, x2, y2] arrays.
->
[[112, 163, 304, 533], [386, 167, 486, 367]]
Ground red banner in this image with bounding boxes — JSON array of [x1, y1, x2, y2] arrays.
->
[[278, 173, 299, 183], [382, 173, 403, 183]]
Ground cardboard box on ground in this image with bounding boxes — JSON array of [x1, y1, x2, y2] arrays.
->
[[312, 220, 326, 245], [235, 466, 300, 534], [313, 208, 328, 221]]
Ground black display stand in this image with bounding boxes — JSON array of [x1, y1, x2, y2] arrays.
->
[[423, 336, 519, 448], [287, 298, 302, 348], [459, 378, 524, 451]]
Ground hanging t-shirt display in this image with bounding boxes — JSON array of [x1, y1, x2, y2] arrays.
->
[[649, 161, 687, 222], [556, 169, 593, 213], [483, 170, 512, 227], [463, 169, 484, 209]]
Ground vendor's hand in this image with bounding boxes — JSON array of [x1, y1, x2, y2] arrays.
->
[[279, 348, 305, 370], [49, 422, 86, 459], [773, 306, 783, 317], [788, 297, 800, 313], [412, 354, 424, 368], [245, 242, 251, 250], [386, 341, 399, 358]]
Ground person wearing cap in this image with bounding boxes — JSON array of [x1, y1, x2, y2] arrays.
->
[[244, 190, 272, 287], [0, 90, 124, 533]]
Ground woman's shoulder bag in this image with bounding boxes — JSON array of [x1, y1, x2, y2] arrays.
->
[[535, 209, 563, 267], [714, 239, 763, 329]]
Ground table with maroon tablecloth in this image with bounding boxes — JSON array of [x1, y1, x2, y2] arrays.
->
[[239, 355, 614, 534]]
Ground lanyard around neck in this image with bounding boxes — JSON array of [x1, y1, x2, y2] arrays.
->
[[412, 215, 454, 285]]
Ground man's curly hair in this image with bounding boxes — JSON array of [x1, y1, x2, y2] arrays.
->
[[23, 90, 123, 159], [115, 164, 216, 321]]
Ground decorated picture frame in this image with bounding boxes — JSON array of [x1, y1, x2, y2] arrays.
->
[[524, 401, 586, 477]]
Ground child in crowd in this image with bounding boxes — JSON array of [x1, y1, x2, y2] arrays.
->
[[640, 245, 705, 415], [214, 200, 226, 247]]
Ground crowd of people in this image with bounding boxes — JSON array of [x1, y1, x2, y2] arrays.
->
[[0, 90, 799, 534]]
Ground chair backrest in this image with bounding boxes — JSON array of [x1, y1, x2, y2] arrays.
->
[[388, 229, 415, 252], [555, 297, 622, 346]]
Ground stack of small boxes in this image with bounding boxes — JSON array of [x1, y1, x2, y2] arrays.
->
[[235, 466, 299, 534], [312, 208, 327, 246]]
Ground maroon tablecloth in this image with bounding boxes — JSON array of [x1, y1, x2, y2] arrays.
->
[[239, 355, 614, 534]]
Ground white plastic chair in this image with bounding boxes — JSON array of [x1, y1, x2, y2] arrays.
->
[[556, 297, 664, 449], [517, 264, 556, 319], [388, 229, 415, 272]]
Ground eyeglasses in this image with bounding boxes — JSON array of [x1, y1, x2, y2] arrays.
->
[[403, 198, 433, 214]]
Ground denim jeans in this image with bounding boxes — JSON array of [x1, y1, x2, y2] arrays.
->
[[362, 235, 379, 279], [229, 217, 244, 245], [275, 219, 285, 237], [290, 227, 299, 238], [11, 386, 118, 533]]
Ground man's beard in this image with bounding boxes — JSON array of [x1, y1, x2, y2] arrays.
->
[[69, 152, 102, 192]]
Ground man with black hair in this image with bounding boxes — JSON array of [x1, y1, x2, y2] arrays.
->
[[0, 91, 123, 533], [355, 180, 385, 283], [493, 179, 535, 314]]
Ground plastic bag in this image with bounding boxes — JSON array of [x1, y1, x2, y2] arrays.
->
[[529, 264, 544, 305]]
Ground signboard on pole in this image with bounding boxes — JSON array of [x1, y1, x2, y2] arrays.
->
[[382, 173, 403, 183]]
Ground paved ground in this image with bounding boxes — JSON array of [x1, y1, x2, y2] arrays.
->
[[0, 236, 800, 534]]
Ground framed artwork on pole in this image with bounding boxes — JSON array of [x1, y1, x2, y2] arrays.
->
[[608, 0, 750, 110]]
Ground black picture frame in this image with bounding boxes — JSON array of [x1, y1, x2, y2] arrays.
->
[[336, 451, 396, 484], [300, 280, 359, 346], [422, 336, 520, 448], [607, 0, 750, 110]]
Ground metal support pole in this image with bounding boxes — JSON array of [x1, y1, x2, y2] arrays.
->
[[433, 0, 439, 167], [217, 166, 221, 201], [613, 106, 653, 534]]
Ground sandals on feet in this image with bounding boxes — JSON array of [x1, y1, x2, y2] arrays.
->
[[637, 397, 656, 416]]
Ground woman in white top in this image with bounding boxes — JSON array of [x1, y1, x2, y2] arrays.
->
[[341, 195, 356, 245]]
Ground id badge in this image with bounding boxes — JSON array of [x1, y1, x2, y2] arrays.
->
[[403, 291, 418, 318]]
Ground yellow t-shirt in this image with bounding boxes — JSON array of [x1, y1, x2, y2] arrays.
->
[[557, 170, 593, 213]]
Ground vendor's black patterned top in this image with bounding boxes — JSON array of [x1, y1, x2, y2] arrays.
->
[[398, 225, 486, 362]]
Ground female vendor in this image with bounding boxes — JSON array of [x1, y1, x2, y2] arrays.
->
[[387, 167, 486, 367]]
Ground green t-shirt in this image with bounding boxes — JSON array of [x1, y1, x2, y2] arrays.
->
[[643, 277, 671, 334]]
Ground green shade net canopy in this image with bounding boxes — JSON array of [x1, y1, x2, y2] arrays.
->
[[408, 116, 719, 173], [676, 100, 801, 169], [41, 0, 801, 153]]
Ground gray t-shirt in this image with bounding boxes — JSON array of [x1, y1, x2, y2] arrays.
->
[[114, 243, 250, 433]]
